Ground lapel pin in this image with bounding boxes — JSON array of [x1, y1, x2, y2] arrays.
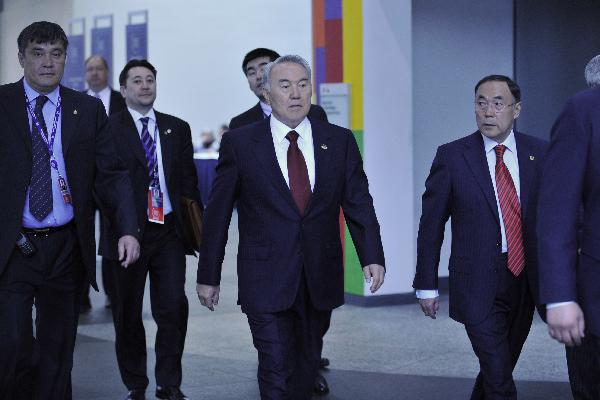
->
[[321, 144, 328, 150], [73, 109, 78, 115], [164, 128, 171, 135], [529, 155, 535, 160]]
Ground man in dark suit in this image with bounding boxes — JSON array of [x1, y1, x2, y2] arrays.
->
[[414, 75, 547, 399], [79, 54, 128, 312], [229, 48, 328, 129], [0, 21, 140, 400], [536, 63, 600, 399], [100, 59, 201, 400], [196, 55, 385, 400], [230, 47, 331, 396]]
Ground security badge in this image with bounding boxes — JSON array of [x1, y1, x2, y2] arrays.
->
[[148, 186, 164, 224]]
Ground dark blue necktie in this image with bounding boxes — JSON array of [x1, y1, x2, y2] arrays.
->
[[140, 117, 158, 186], [29, 95, 53, 221]]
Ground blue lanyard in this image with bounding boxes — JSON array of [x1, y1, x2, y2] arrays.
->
[[25, 93, 62, 172]]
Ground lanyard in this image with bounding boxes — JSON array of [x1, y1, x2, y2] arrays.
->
[[25, 93, 62, 172]]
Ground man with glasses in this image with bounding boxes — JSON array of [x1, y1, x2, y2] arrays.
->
[[413, 75, 547, 399]]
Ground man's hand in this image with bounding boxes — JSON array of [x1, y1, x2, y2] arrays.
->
[[363, 264, 385, 293], [547, 302, 585, 346], [118, 235, 140, 268], [197, 284, 220, 311], [419, 297, 439, 319]]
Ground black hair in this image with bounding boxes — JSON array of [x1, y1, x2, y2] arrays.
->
[[475, 75, 521, 102], [119, 59, 157, 86], [242, 48, 280, 74], [17, 21, 68, 54]]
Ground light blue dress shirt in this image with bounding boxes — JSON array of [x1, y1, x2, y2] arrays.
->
[[22, 78, 74, 228]]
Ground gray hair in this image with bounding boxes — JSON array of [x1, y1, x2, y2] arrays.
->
[[262, 54, 312, 92], [585, 55, 600, 88]]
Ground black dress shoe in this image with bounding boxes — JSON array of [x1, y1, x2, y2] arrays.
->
[[319, 357, 330, 369], [313, 373, 329, 396], [156, 386, 189, 400], [124, 389, 145, 400]]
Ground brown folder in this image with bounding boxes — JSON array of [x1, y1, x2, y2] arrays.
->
[[180, 197, 203, 252]]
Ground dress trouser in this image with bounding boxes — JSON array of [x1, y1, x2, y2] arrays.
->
[[0, 225, 80, 400], [112, 215, 189, 390], [566, 333, 600, 399], [246, 272, 331, 400], [465, 254, 534, 400]]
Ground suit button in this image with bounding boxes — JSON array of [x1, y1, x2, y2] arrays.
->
[[493, 268, 498, 273]]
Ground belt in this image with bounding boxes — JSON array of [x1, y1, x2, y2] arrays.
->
[[23, 221, 74, 236]]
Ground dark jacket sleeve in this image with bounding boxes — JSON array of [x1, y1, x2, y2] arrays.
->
[[180, 120, 202, 206]]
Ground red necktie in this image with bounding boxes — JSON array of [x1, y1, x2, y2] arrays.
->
[[494, 145, 525, 276], [286, 130, 311, 215]]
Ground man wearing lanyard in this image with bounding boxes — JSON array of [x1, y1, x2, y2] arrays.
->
[[0, 21, 140, 399], [99, 59, 201, 400]]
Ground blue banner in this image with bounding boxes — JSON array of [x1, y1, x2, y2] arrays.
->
[[126, 23, 147, 60], [91, 26, 113, 84], [62, 34, 85, 91]]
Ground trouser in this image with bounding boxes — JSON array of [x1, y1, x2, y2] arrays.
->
[[0, 225, 80, 400], [246, 273, 332, 400], [112, 216, 189, 390]]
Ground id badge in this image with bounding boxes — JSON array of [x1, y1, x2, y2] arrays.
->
[[58, 176, 72, 205], [147, 187, 164, 224]]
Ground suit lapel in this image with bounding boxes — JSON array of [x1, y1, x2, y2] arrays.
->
[[515, 132, 534, 217], [463, 132, 500, 224], [251, 118, 298, 213], [155, 112, 173, 183], [304, 119, 333, 215], [60, 86, 81, 156], [121, 111, 149, 173], [0, 81, 32, 152]]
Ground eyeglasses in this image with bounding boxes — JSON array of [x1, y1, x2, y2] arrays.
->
[[475, 100, 516, 112]]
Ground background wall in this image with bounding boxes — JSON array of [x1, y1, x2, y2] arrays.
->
[[1, 0, 313, 136], [515, 0, 600, 139], [412, 0, 514, 280]]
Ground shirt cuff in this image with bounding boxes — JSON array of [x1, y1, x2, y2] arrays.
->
[[546, 301, 576, 309], [416, 289, 439, 299]]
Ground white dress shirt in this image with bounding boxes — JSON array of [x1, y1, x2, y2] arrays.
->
[[127, 107, 173, 216], [270, 115, 315, 191], [417, 130, 520, 300], [87, 86, 111, 116], [260, 101, 272, 118]]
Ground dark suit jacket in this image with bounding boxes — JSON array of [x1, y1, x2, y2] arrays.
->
[[537, 87, 600, 336], [413, 131, 547, 325], [99, 109, 202, 259], [197, 117, 384, 314], [0, 80, 138, 289], [82, 88, 127, 116], [229, 102, 328, 129]]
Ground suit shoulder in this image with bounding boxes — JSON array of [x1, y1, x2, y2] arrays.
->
[[0, 81, 23, 96], [438, 133, 477, 152], [515, 131, 548, 150], [155, 111, 190, 128], [230, 103, 262, 128]]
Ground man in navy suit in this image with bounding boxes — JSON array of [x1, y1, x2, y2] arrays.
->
[[414, 75, 547, 399], [537, 63, 600, 399], [197, 55, 385, 400], [229, 48, 328, 130]]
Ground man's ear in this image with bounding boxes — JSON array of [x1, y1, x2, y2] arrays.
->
[[18, 52, 25, 68], [513, 102, 522, 120], [120, 86, 126, 98]]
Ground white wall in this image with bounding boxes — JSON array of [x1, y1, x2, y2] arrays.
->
[[1, 0, 313, 136], [0, 0, 73, 83], [363, 0, 413, 295], [412, 0, 514, 280]]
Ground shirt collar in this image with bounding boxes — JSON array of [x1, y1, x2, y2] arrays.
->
[[87, 86, 110, 97], [482, 129, 516, 154], [259, 101, 272, 117], [270, 114, 310, 145], [128, 107, 156, 124], [23, 78, 60, 106]]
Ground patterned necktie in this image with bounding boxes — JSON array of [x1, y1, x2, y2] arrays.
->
[[494, 145, 525, 276], [140, 117, 158, 186], [286, 130, 311, 215], [29, 95, 53, 221]]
